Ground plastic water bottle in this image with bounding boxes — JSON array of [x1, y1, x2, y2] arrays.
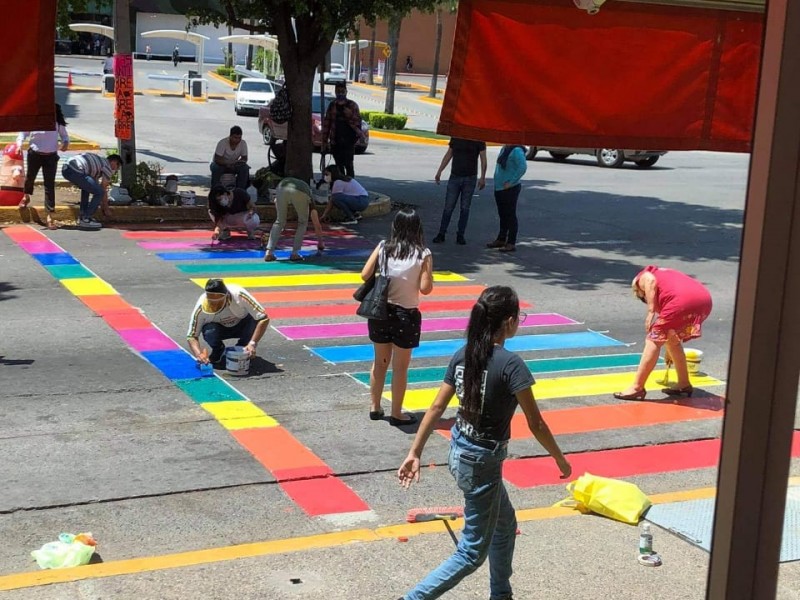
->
[[639, 522, 653, 555], [247, 183, 258, 204]]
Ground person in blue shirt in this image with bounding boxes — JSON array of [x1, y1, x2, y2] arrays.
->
[[487, 145, 527, 253]]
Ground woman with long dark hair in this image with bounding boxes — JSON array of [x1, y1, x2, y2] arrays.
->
[[397, 286, 571, 600], [320, 164, 369, 225], [487, 145, 527, 253], [361, 208, 433, 426], [16, 104, 70, 229]]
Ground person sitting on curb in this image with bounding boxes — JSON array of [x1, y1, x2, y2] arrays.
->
[[319, 165, 369, 226], [210, 126, 249, 190], [263, 177, 325, 262], [187, 278, 270, 369], [208, 185, 260, 241], [61, 152, 121, 229]]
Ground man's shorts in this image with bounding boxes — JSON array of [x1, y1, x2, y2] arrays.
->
[[367, 304, 422, 349]]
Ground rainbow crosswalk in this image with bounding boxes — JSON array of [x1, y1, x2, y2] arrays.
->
[[133, 226, 736, 504]]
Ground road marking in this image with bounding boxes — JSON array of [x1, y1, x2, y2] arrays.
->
[[189, 271, 468, 288], [252, 284, 487, 304]]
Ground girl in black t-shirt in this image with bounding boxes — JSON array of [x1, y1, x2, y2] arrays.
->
[[397, 286, 571, 600]]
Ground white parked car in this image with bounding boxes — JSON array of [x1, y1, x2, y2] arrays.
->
[[234, 78, 277, 116], [324, 63, 346, 83]]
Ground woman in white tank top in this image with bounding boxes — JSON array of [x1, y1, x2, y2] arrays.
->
[[360, 209, 434, 426]]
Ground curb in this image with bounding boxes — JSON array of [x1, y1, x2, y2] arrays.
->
[[1, 192, 392, 227], [206, 70, 238, 89], [369, 131, 449, 146]]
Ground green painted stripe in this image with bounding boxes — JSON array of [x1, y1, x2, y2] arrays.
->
[[44, 264, 95, 279], [176, 261, 364, 274], [350, 353, 660, 386], [174, 377, 247, 403]]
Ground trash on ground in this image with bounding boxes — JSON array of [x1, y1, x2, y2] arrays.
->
[[31, 532, 97, 569]]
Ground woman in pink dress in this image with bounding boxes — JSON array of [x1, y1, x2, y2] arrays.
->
[[613, 266, 712, 400]]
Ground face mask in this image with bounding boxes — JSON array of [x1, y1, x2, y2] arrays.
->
[[218, 195, 231, 207], [336, 93, 346, 100], [324, 175, 332, 183]]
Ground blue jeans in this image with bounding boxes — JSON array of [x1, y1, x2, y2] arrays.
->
[[438, 175, 477, 237], [331, 193, 369, 220], [62, 164, 104, 219], [202, 315, 257, 364], [210, 161, 250, 190], [404, 427, 516, 600]]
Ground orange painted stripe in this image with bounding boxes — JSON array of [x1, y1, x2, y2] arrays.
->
[[79, 295, 134, 313], [231, 427, 332, 473], [438, 399, 724, 440], [253, 284, 488, 304], [3, 226, 46, 242], [102, 310, 154, 330]]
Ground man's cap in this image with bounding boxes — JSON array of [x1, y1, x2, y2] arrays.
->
[[205, 278, 228, 295]]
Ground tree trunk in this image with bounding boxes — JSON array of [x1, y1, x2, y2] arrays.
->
[[367, 25, 376, 86], [429, 8, 443, 98], [273, 8, 333, 182], [383, 11, 402, 114], [226, 24, 233, 68], [353, 23, 361, 82]]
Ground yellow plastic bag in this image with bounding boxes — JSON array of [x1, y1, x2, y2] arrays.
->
[[555, 473, 651, 525]]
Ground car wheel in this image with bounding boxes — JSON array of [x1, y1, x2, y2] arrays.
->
[[234, 104, 241, 116], [525, 147, 538, 160], [597, 149, 625, 168], [262, 127, 272, 145], [634, 156, 660, 168], [549, 151, 570, 162], [355, 145, 367, 155]]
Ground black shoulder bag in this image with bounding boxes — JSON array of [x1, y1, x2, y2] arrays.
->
[[354, 245, 390, 320]]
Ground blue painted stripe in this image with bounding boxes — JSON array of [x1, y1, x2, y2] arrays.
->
[[312, 331, 626, 364], [141, 349, 204, 381], [31, 253, 80, 266], [157, 248, 371, 261]]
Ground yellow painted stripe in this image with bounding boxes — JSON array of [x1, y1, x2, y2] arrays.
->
[[369, 130, 449, 146], [190, 271, 468, 289], [391, 369, 725, 411], [60, 278, 118, 296], [4, 480, 784, 592], [200, 401, 279, 430], [418, 95, 444, 105]]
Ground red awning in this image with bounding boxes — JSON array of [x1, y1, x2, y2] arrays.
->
[[439, 0, 763, 152], [0, 1, 56, 132]]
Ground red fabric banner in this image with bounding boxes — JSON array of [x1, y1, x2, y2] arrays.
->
[[0, 1, 56, 133], [439, 0, 763, 152]]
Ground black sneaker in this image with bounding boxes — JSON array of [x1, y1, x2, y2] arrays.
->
[[79, 217, 102, 229], [456, 234, 466, 245], [432, 233, 445, 243]]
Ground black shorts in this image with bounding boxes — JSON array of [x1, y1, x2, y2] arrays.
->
[[368, 304, 422, 349]]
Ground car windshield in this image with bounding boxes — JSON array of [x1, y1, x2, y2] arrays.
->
[[312, 95, 334, 114], [239, 81, 272, 93]]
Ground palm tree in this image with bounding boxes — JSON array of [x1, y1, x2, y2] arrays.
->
[[429, 1, 457, 98], [383, 9, 403, 114], [367, 19, 377, 85]]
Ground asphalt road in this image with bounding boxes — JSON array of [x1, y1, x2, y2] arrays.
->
[[1, 62, 799, 598]]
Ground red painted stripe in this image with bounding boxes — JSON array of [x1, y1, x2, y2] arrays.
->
[[266, 298, 532, 319], [279, 477, 371, 516], [122, 229, 358, 240], [3, 226, 47, 242], [502, 432, 800, 488]]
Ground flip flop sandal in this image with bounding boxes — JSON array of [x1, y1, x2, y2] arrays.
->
[[289, 254, 305, 262], [263, 253, 276, 262]]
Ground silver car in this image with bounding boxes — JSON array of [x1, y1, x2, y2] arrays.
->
[[526, 146, 666, 168]]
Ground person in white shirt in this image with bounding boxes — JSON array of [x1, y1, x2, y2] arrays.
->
[[320, 165, 369, 225], [61, 152, 121, 229], [187, 278, 270, 368], [210, 126, 249, 190], [359, 209, 434, 426], [16, 104, 70, 228]]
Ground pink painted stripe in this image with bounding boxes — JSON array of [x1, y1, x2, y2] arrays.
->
[[275, 313, 578, 341], [137, 239, 371, 250], [122, 229, 359, 240], [117, 328, 181, 351], [17, 240, 64, 254]]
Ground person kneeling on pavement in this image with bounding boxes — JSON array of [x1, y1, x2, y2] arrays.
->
[[208, 184, 260, 240], [187, 278, 270, 368], [319, 165, 369, 226], [61, 152, 121, 229]]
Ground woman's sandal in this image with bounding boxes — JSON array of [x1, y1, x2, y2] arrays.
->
[[46, 213, 58, 230], [263, 253, 276, 262], [289, 253, 304, 262], [613, 390, 647, 401], [498, 244, 516, 253], [486, 239, 506, 249], [369, 408, 385, 421], [662, 385, 693, 397], [389, 414, 418, 427]]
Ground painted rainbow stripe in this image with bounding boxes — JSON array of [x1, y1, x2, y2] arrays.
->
[[190, 272, 469, 288], [349, 353, 662, 386], [501, 433, 800, 488], [177, 260, 366, 274], [265, 299, 532, 320], [311, 330, 625, 364], [138, 239, 372, 251], [252, 284, 488, 304], [275, 313, 578, 341], [122, 229, 359, 240], [160, 249, 371, 261], [3, 225, 371, 518], [392, 369, 724, 411]]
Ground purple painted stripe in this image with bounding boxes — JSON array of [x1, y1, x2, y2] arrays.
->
[[18, 240, 63, 254], [117, 328, 181, 351], [275, 313, 578, 341], [137, 239, 372, 250]]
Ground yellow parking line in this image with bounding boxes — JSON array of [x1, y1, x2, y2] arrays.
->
[[1, 481, 769, 592]]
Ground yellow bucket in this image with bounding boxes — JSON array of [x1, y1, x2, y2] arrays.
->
[[684, 348, 703, 374]]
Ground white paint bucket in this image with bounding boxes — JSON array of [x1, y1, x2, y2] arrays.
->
[[225, 345, 250, 376], [684, 348, 704, 374]]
